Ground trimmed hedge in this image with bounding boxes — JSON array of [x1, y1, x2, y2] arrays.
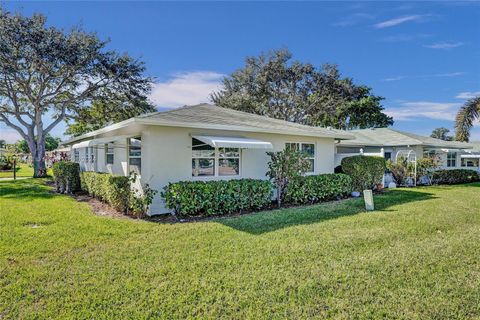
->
[[341, 155, 386, 191], [81, 172, 130, 212], [161, 179, 273, 217], [285, 173, 352, 205], [432, 169, 480, 185], [52, 161, 80, 193]]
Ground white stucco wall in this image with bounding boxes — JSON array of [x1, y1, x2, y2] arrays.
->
[[71, 125, 337, 214]]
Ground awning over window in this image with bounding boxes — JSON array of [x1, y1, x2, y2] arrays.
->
[[193, 135, 273, 149], [71, 135, 131, 149], [461, 154, 480, 158]]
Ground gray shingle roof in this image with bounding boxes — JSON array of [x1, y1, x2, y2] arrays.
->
[[137, 104, 354, 139], [339, 128, 473, 149]]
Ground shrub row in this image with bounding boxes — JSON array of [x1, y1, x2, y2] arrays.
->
[[284, 173, 352, 205], [162, 179, 273, 217], [81, 172, 131, 212], [52, 161, 81, 193], [432, 169, 480, 185], [341, 155, 386, 191]]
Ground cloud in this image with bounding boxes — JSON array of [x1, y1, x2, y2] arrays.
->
[[381, 72, 465, 82], [0, 126, 22, 143], [374, 15, 424, 28], [456, 91, 480, 99], [423, 42, 464, 49], [149, 71, 224, 107], [385, 101, 461, 121], [333, 13, 374, 27]]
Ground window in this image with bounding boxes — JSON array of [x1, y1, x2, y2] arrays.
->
[[89, 147, 95, 163], [85, 147, 89, 162], [219, 148, 240, 176], [384, 152, 392, 161], [74, 149, 79, 162], [105, 143, 114, 165], [286, 142, 315, 173], [461, 158, 479, 167], [447, 152, 457, 167], [128, 137, 141, 174], [191, 138, 240, 177]]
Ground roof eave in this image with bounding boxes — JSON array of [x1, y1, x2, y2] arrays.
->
[[61, 118, 136, 145]]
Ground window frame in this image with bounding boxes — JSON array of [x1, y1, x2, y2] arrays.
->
[[447, 152, 457, 167], [73, 149, 79, 162], [285, 142, 316, 174], [128, 137, 142, 175], [191, 138, 241, 178], [105, 143, 114, 165]]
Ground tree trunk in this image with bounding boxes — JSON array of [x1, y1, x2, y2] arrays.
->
[[31, 136, 47, 178]]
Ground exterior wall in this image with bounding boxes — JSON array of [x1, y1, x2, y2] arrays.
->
[[142, 126, 336, 214], [71, 125, 337, 215]]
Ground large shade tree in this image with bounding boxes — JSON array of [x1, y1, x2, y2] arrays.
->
[[211, 49, 393, 129], [0, 9, 152, 177], [455, 96, 480, 142], [430, 127, 453, 141]]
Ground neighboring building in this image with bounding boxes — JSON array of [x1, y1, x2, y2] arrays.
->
[[336, 128, 478, 177], [63, 104, 354, 214]]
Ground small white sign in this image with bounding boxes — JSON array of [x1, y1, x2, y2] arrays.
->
[[363, 190, 374, 211]]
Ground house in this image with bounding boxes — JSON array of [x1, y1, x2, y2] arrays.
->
[[62, 104, 354, 214], [335, 128, 478, 185]]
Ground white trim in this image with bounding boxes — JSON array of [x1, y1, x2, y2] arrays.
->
[[192, 135, 273, 149]]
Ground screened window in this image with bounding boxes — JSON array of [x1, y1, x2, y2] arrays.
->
[[85, 147, 89, 163], [286, 142, 315, 173], [74, 150, 79, 162], [461, 158, 479, 167], [191, 138, 241, 177], [218, 148, 240, 176], [128, 137, 141, 174], [447, 152, 457, 167], [105, 143, 114, 165], [192, 138, 215, 176]]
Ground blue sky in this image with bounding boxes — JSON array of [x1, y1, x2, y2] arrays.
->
[[1, 1, 479, 142]]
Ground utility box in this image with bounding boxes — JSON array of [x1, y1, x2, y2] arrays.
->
[[363, 190, 374, 211]]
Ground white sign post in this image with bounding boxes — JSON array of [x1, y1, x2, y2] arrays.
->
[[363, 190, 374, 211]]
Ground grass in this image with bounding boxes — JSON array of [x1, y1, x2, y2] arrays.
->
[[0, 163, 52, 179], [1, 179, 479, 319], [0, 163, 34, 178]]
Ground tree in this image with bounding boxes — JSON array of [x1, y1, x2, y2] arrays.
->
[[455, 96, 480, 142], [430, 127, 453, 141], [266, 148, 310, 208], [211, 49, 393, 129], [17, 133, 61, 153], [0, 9, 152, 177], [66, 96, 155, 137]]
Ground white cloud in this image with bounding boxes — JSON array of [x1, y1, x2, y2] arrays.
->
[[0, 126, 22, 143], [374, 15, 424, 28], [333, 13, 374, 27], [385, 101, 461, 121], [423, 42, 464, 49], [149, 71, 224, 107], [455, 91, 480, 99], [381, 72, 465, 82]]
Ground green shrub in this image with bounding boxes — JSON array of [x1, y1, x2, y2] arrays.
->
[[285, 173, 352, 205], [161, 179, 272, 217], [0, 155, 13, 170], [52, 161, 80, 193], [342, 155, 386, 191], [432, 169, 480, 185], [80, 172, 130, 212]]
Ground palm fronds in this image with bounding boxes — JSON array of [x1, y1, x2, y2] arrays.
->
[[455, 96, 480, 142]]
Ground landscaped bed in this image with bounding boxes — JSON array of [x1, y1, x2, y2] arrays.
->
[[1, 179, 479, 318]]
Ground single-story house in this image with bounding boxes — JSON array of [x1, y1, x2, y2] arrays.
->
[[335, 128, 478, 185], [62, 104, 354, 214]]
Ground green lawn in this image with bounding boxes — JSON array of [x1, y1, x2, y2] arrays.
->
[[1, 179, 479, 319], [0, 163, 34, 178]]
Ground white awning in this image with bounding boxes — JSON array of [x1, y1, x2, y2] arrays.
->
[[193, 135, 273, 149], [71, 135, 131, 149], [461, 154, 480, 158]]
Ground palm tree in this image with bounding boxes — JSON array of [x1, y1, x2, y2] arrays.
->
[[455, 96, 480, 142]]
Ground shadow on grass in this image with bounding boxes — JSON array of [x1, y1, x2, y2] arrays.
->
[[0, 179, 55, 200], [218, 189, 436, 235]]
